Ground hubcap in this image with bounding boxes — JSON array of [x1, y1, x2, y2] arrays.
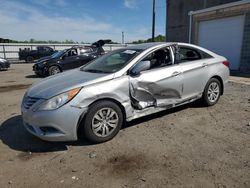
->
[[207, 82, 220, 103], [92, 108, 119, 137], [51, 68, 60, 75]]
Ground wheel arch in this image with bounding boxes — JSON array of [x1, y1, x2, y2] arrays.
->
[[76, 97, 126, 140], [209, 75, 224, 95], [49, 64, 63, 71]]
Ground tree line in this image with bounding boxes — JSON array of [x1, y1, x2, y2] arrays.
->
[[0, 35, 166, 44]]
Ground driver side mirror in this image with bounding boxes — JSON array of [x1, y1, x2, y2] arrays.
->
[[130, 60, 151, 76]]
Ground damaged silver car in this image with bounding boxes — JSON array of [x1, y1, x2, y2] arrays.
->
[[21, 42, 230, 143]]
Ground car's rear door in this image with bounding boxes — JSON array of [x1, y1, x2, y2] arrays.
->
[[78, 47, 96, 67], [177, 45, 213, 99]]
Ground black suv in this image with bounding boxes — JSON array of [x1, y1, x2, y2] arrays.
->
[[33, 40, 110, 76]]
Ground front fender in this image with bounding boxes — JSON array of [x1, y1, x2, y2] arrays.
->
[[70, 75, 134, 120]]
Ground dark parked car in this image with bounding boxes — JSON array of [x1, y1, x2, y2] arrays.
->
[[19, 46, 57, 63], [33, 40, 111, 76], [0, 57, 10, 70]]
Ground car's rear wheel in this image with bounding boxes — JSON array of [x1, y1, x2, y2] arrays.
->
[[82, 101, 123, 143], [202, 78, 221, 106], [26, 56, 34, 63], [48, 66, 61, 76]]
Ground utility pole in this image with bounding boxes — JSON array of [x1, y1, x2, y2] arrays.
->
[[122, 31, 124, 44], [165, 0, 167, 42], [203, 0, 207, 8], [152, 0, 156, 42]]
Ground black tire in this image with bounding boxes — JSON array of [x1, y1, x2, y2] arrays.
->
[[26, 56, 34, 63], [82, 100, 123, 143], [48, 66, 61, 76], [202, 78, 221, 106]]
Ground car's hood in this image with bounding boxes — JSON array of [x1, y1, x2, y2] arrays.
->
[[36, 56, 53, 62], [27, 69, 114, 99], [35, 56, 57, 67]]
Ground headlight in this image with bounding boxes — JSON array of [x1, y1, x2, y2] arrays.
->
[[43, 61, 47, 65], [36, 88, 81, 111]]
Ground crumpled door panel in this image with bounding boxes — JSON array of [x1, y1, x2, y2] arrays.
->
[[129, 67, 183, 110], [129, 82, 156, 109]]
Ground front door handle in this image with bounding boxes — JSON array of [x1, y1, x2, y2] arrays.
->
[[171, 71, 181, 77]]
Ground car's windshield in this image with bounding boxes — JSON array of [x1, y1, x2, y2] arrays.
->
[[80, 48, 142, 73], [51, 50, 66, 58]]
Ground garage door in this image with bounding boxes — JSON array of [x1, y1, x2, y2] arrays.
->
[[198, 15, 245, 70]]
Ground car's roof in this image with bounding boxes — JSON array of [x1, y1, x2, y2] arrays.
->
[[126, 42, 176, 50]]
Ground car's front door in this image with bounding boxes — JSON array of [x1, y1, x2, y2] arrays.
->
[[129, 47, 184, 110], [60, 49, 81, 70]]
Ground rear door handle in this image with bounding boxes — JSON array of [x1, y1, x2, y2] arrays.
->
[[202, 63, 208, 67], [171, 71, 181, 77]]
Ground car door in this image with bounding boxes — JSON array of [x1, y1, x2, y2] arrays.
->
[[60, 49, 81, 70], [129, 47, 184, 110], [78, 47, 96, 67], [177, 45, 212, 99]]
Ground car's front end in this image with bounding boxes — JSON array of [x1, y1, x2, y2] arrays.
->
[[0, 57, 10, 70], [21, 89, 86, 141], [33, 56, 56, 76], [21, 68, 114, 141], [33, 61, 48, 76]]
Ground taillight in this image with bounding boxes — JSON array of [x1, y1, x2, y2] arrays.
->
[[222, 60, 230, 68]]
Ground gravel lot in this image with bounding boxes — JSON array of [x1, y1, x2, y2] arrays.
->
[[0, 64, 250, 188]]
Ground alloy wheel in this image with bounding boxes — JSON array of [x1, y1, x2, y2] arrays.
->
[[91, 107, 119, 137], [207, 82, 220, 103]]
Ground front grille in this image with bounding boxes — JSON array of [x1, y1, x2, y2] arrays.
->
[[23, 96, 40, 109]]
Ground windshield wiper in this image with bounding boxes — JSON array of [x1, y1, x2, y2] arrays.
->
[[83, 69, 110, 74]]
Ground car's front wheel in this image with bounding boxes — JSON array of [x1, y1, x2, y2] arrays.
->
[[202, 78, 221, 106], [48, 66, 61, 76], [82, 100, 123, 143]]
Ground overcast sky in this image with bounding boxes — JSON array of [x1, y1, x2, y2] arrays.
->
[[0, 0, 166, 43]]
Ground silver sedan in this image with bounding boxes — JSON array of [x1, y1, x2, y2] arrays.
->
[[21, 42, 230, 143]]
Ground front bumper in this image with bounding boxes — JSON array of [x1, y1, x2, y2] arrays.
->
[[33, 64, 47, 76], [21, 102, 87, 142]]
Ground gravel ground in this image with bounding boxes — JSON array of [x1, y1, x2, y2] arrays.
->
[[0, 64, 250, 188]]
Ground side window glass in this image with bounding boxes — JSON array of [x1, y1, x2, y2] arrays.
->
[[198, 50, 213, 59], [179, 47, 201, 62], [80, 48, 92, 55], [142, 48, 172, 70], [67, 49, 77, 57]]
